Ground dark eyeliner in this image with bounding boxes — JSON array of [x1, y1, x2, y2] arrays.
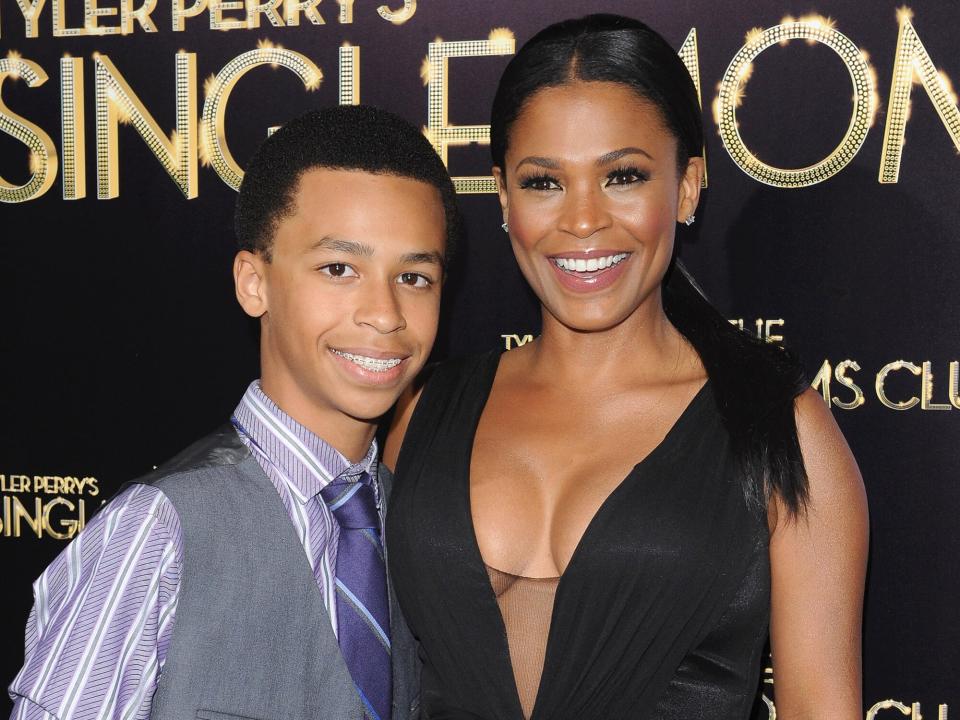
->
[[518, 173, 560, 190], [606, 165, 649, 184]]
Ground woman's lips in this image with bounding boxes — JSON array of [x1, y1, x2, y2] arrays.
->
[[546, 252, 632, 293]]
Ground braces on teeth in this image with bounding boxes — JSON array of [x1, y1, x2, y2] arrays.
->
[[332, 350, 403, 372], [553, 253, 628, 273]]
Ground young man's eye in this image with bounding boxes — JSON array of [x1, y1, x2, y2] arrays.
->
[[606, 167, 649, 186], [518, 174, 561, 191], [397, 272, 432, 288], [318, 263, 358, 278]]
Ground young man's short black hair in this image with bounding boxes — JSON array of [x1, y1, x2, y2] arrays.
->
[[235, 105, 462, 263]]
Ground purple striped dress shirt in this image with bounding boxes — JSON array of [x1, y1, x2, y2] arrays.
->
[[8, 381, 380, 719]]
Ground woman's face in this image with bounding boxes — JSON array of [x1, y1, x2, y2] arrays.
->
[[494, 81, 702, 333]]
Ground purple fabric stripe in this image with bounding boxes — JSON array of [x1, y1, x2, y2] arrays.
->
[[8, 483, 181, 720]]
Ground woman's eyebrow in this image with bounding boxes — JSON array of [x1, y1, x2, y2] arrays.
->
[[513, 148, 654, 173], [514, 156, 560, 172], [596, 146, 653, 165]]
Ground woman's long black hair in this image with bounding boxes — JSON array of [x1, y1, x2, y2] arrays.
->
[[490, 14, 809, 517]]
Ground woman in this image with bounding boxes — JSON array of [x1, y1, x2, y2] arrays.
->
[[385, 14, 867, 720]]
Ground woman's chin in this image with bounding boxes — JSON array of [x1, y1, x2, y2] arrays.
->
[[544, 304, 640, 335]]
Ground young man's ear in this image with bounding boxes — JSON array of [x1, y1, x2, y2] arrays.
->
[[234, 250, 269, 318]]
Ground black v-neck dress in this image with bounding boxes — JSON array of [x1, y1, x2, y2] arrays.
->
[[387, 351, 770, 720]]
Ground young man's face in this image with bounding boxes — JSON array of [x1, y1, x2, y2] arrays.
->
[[235, 168, 446, 445]]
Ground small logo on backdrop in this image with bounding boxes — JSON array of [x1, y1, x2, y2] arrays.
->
[[0, 474, 100, 540]]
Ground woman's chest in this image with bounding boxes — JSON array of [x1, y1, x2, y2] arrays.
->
[[468, 384, 720, 577]]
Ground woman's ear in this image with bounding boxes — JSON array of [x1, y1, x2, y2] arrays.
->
[[492, 166, 509, 226], [677, 157, 705, 224], [234, 250, 269, 318]]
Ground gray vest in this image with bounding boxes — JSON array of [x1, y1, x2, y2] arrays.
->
[[133, 424, 419, 720]]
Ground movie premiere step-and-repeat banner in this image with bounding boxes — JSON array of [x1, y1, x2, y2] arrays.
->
[[1, 0, 957, 716]]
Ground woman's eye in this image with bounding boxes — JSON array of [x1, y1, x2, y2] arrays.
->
[[519, 175, 561, 191], [397, 272, 432, 288], [319, 263, 358, 278], [606, 168, 648, 186]]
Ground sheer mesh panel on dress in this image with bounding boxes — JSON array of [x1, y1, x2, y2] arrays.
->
[[486, 565, 560, 720]]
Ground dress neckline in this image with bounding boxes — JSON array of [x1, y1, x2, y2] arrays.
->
[[461, 348, 712, 719]]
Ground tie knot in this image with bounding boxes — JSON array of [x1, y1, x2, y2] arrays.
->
[[320, 480, 379, 530]]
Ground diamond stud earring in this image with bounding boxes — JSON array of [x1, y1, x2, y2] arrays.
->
[[501, 222, 509, 233], [684, 215, 696, 226]]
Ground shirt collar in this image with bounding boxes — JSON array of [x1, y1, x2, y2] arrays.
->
[[232, 380, 378, 504]]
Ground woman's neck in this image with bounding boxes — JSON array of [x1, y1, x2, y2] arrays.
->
[[524, 295, 699, 389]]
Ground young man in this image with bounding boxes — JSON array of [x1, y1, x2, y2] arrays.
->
[[9, 105, 459, 720]]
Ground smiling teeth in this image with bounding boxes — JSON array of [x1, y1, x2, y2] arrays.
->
[[553, 253, 628, 273], [332, 350, 403, 372]]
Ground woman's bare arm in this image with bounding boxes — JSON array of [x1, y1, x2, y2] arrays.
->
[[768, 388, 869, 719]]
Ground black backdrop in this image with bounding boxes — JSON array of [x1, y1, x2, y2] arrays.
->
[[2, 1, 958, 716]]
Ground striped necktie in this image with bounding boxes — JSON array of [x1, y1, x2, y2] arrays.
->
[[320, 476, 392, 720]]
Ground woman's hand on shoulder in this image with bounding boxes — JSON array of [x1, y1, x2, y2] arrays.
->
[[382, 382, 424, 472], [768, 387, 869, 719]]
